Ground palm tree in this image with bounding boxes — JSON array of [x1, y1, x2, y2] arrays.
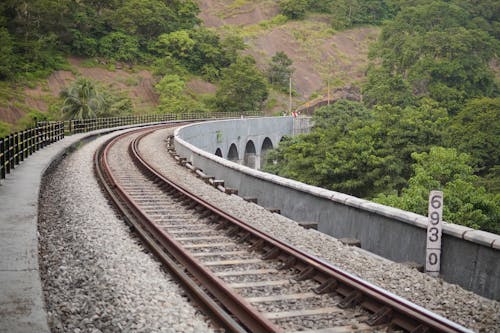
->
[[60, 78, 106, 119]]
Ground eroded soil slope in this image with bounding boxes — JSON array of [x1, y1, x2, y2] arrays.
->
[[0, 58, 159, 125], [197, 0, 379, 102]]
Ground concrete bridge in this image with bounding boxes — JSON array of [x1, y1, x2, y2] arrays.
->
[[175, 117, 500, 301], [0, 116, 498, 332], [179, 116, 311, 169]]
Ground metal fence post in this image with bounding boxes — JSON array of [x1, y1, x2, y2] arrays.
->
[[19, 131, 25, 162], [14, 132, 19, 166], [0, 138, 5, 180]]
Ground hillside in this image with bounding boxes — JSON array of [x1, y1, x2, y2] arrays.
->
[[0, 0, 378, 128], [0, 58, 158, 125], [197, 0, 378, 107]]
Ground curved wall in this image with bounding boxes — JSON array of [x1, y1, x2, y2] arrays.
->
[[176, 117, 295, 168], [174, 117, 500, 300]]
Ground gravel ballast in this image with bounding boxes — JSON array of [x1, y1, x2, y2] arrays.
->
[[38, 129, 215, 333], [139, 127, 500, 332]]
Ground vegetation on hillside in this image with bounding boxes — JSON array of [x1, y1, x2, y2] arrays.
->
[[266, 0, 500, 233], [0, 0, 275, 122]]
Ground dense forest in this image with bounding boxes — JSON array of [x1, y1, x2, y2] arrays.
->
[[0, 0, 498, 233], [266, 0, 499, 233], [0, 0, 269, 132]]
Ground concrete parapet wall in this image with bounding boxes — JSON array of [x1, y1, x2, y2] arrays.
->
[[177, 116, 296, 168], [174, 118, 500, 300]]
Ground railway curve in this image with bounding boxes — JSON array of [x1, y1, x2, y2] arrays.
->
[[94, 124, 472, 333]]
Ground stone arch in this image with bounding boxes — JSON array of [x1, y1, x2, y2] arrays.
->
[[215, 148, 223, 157], [227, 143, 239, 162], [243, 140, 257, 168], [260, 137, 273, 168]]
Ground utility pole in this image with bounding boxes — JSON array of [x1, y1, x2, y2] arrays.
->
[[289, 76, 292, 114]]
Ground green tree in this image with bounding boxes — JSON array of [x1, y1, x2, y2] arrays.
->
[[153, 28, 235, 79], [108, 0, 199, 42], [155, 30, 195, 59], [375, 147, 500, 233], [0, 28, 16, 79], [99, 91, 133, 117], [155, 74, 187, 113], [363, 67, 414, 107], [215, 56, 268, 113], [446, 97, 500, 175], [99, 32, 142, 63], [279, 0, 308, 19], [0, 121, 11, 138], [60, 78, 105, 119], [365, 1, 498, 111], [374, 99, 449, 182], [264, 100, 403, 197], [220, 34, 246, 64], [155, 74, 206, 113], [267, 51, 294, 91]]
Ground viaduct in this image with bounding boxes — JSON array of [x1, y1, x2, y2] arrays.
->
[[0, 115, 499, 332]]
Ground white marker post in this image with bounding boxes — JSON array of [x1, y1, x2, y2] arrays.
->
[[425, 191, 444, 277]]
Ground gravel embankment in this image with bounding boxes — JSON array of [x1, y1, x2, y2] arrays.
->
[[38, 129, 215, 333], [139, 128, 500, 332]]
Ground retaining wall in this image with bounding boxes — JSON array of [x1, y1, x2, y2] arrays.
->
[[174, 117, 500, 300]]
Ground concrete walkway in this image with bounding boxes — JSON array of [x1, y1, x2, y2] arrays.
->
[[0, 125, 149, 333]]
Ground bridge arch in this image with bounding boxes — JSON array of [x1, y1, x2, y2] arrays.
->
[[215, 148, 223, 157], [227, 143, 239, 163], [243, 140, 257, 168], [260, 137, 273, 168]]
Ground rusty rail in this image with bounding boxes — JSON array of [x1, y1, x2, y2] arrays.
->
[[96, 124, 472, 333], [96, 125, 279, 332]]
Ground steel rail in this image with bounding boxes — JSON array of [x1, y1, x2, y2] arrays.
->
[[96, 124, 473, 333], [96, 125, 280, 333], [131, 130, 473, 333]]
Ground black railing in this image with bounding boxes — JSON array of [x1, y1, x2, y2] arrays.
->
[[0, 111, 262, 182], [62, 112, 262, 134], [0, 122, 65, 180]]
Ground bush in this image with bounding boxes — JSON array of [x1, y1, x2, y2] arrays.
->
[[99, 32, 142, 63], [279, 0, 308, 19]]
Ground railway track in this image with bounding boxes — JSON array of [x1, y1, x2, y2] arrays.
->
[[95, 124, 471, 333]]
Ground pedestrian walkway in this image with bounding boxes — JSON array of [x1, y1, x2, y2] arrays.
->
[[0, 124, 149, 333]]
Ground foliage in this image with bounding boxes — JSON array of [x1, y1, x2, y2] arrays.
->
[[445, 97, 500, 175], [100, 91, 133, 117], [0, 0, 202, 80], [0, 121, 11, 138], [365, 1, 498, 111], [267, 52, 294, 91], [99, 32, 142, 63], [279, 0, 308, 19], [215, 56, 269, 113], [375, 147, 500, 234], [265, 100, 402, 197], [60, 78, 132, 119], [153, 28, 244, 80], [373, 99, 449, 181], [0, 28, 15, 80], [60, 78, 106, 119], [265, 99, 451, 197], [156, 74, 191, 113], [363, 67, 414, 107], [15, 110, 51, 131]]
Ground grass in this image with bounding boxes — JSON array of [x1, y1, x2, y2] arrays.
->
[[116, 76, 140, 87], [0, 82, 25, 107], [217, 0, 276, 19]]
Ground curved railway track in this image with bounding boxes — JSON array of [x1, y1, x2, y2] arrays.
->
[[95, 124, 471, 333]]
